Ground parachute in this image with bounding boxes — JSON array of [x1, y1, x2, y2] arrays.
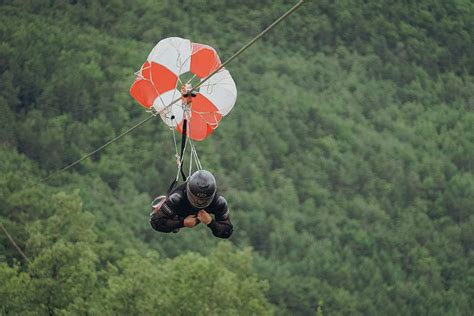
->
[[130, 37, 237, 141]]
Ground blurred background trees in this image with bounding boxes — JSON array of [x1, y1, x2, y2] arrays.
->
[[1, 0, 473, 314]]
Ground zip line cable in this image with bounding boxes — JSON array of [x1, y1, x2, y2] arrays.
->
[[41, 114, 156, 182], [1, 223, 31, 264], [42, 0, 305, 181], [193, 0, 305, 92]]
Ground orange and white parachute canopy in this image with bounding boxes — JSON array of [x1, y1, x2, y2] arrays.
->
[[130, 37, 237, 141]]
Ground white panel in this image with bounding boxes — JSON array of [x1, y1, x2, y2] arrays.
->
[[152, 89, 184, 127], [199, 69, 237, 116], [147, 37, 191, 76]]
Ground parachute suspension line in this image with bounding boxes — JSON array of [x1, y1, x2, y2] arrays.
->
[[177, 118, 189, 182], [188, 145, 194, 177], [182, 108, 203, 173], [184, 73, 197, 86], [167, 117, 189, 194], [172, 128, 181, 182], [187, 145, 200, 176], [183, 108, 194, 177], [174, 161, 181, 182], [42, 1, 304, 181], [172, 126, 180, 167], [177, 107, 201, 178], [192, 142, 203, 170]]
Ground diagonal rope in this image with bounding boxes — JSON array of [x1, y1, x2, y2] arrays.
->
[[1, 223, 31, 264], [42, 0, 305, 181], [41, 114, 157, 182], [192, 0, 305, 92]]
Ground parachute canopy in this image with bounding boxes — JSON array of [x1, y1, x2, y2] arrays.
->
[[130, 37, 237, 141]]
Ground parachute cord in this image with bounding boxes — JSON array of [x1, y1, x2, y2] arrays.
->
[[172, 128, 179, 163], [193, 145, 202, 171], [174, 161, 181, 182], [193, 148, 202, 170], [178, 119, 189, 181], [184, 115, 202, 172], [195, 147, 203, 170], [190, 140, 203, 170], [186, 119, 194, 175], [172, 130, 181, 182], [188, 146, 194, 176], [183, 119, 190, 176], [184, 112, 201, 171], [184, 73, 198, 87], [41, 1, 304, 181]]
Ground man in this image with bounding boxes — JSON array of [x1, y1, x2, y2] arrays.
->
[[149, 170, 233, 239]]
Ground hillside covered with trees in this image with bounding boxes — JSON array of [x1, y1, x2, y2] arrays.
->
[[1, 0, 473, 315]]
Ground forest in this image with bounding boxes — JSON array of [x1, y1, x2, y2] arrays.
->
[[0, 0, 473, 315]]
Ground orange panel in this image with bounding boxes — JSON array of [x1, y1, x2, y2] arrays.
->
[[190, 43, 221, 78], [150, 62, 178, 94], [130, 79, 158, 109], [191, 94, 219, 113], [192, 114, 211, 141], [176, 119, 209, 141], [175, 114, 219, 141], [176, 94, 222, 140]]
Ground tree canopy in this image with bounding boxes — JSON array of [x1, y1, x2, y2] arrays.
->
[[1, 0, 473, 315]]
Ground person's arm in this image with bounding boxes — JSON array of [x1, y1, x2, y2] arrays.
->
[[150, 193, 185, 233], [197, 197, 233, 239]]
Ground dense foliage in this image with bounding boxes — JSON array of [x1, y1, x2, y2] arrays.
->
[[1, 0, 473, 315]]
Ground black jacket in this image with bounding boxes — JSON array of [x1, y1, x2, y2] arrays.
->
[[150, 183, 233, 238]]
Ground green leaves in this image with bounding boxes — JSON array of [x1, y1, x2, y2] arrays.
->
[[1, 1, 473, 315], [0, 184, 274, 314]]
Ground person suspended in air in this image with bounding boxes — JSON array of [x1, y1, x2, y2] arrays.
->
[[149, 170, 233, 239]]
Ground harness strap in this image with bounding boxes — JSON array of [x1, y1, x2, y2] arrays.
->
[[179, 119, 188, 181], [167, 119, 188, 195]]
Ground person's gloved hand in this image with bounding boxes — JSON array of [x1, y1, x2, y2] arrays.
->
[[197, 210, 212, 225], [183, 215, 200, 228]]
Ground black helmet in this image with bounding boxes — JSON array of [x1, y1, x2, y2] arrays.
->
[[186, 170, 216, 208]]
